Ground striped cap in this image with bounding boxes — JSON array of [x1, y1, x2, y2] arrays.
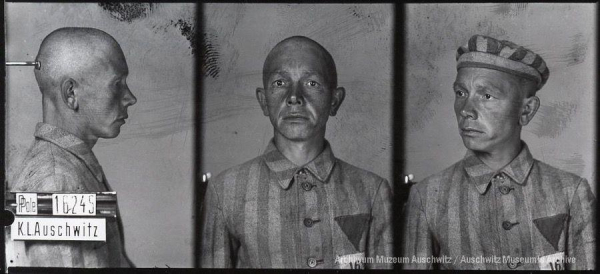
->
[[456, 35, 549, 90]]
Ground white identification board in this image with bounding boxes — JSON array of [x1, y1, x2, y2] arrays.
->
[[52, 193, 96, 215], [11, 217, 106, 241], [10, 193, 107, 241], [15, 193, 38, 215]]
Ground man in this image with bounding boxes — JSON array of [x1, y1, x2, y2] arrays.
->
[[9, 27, 137, 267], [200, 36, 393, 269], [403, 35, 595, 270]]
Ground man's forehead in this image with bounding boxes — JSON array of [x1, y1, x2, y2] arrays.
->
[[455, 68, 526, 97], [266, 68, 325, 78], [456, 67, 521, 84]]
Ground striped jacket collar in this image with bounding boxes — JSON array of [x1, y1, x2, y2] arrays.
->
[[463, 142, 535, 194], [34, 122, 105, 185], [263, 139, 336, 190]]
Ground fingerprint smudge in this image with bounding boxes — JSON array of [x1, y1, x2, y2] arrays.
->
[[202, 32, 220, 79], [98, 3, 155, 23], [173, 19, 197, 55]]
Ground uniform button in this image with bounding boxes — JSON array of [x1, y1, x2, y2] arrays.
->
[[502, 221, 519, 230], [303, 218, 320, 227], [493, 173, 506, 183], [304, 218, 314, 227], [507, 261, 521, 269], [307, 257, 318, 268], [297, 169, 308, 181], [498, 186, 514, 195], [301, 182, 314, 191]]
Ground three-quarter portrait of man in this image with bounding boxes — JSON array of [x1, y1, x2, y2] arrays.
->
[[403, 35, 596, 270], [9, 27, 136, 267], [200, 36, 393, 269]]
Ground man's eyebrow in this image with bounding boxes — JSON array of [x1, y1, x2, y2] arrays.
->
[[112, 70, 128, 79], [474, 80, 503, 94], [453, 82, 466, 90], [268, 70, 325, 80]]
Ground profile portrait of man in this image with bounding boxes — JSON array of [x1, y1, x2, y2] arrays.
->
[[402, 35, 596, 270], [8, 27, 137, 267], [200, 36, 393, 269]]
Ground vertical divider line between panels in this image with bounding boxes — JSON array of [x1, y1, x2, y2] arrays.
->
[[392, 3, 407, 270], [1, 1, 7, 272], [193, 3, 205, 269]]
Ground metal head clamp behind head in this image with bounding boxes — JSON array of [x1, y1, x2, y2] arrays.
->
[[6, 61, 41, 70]]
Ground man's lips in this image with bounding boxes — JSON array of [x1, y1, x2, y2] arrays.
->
[[460, 127, 483, 136], [282, 113, 309, 121]]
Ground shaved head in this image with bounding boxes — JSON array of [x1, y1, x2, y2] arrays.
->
[[34, 27, 136, 147], [263, 36, 338, 89], [35, 27, 126, 97]]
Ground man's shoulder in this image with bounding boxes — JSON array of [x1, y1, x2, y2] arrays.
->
[[11, 139, 86, 192], [335, 159, 387, 186], [534, 159, 587, 188], [211, 154, 265, 185], [415, 160, 463, 191]]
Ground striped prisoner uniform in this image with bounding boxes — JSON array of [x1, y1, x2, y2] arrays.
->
[[403, 142, 595, 270], [200, 140, 393, 269], [9, 122, 132, 267]]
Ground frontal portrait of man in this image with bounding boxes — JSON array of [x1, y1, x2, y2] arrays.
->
[[402, 4, 596, 271], [200, 4, 394, 269]]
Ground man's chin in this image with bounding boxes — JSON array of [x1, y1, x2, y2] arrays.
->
[[276, 129, 314, 142], [100, 128, 121, 139], [280, 133, 311, 142], [461, 138, 488, 152]]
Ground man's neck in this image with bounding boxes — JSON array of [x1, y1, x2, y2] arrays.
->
[[43, 115, 98, 149], [474, 141, 522, 171], [273, 133, 325, 167]]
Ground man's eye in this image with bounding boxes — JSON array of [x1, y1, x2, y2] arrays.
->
[[116, 78, 127, 87], [307, 80, 319, 87], [273, 80, 285, 87], [484, 94, 493, 100], [455, 90, 466, 97]]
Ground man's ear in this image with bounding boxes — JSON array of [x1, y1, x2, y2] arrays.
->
[[61, 78, 79, 111], [519, 96, 540, 126], [256, 87, 269, 116], [329, 87, 346, 116]]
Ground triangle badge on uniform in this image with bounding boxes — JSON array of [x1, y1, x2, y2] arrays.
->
[[334, 213, 371, 251], [533, 213, 568, 251]]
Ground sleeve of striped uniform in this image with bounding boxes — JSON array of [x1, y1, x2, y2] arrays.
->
[[402, 185, 434, 269], [366, 179, 394, 269], [567, 178, 596, 270], [200, 180, 237, 268]]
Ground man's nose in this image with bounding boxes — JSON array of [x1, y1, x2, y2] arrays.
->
[[286, 84, 303, 106], [123, 86, 137, 106], [459, 98, 477, 119]]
